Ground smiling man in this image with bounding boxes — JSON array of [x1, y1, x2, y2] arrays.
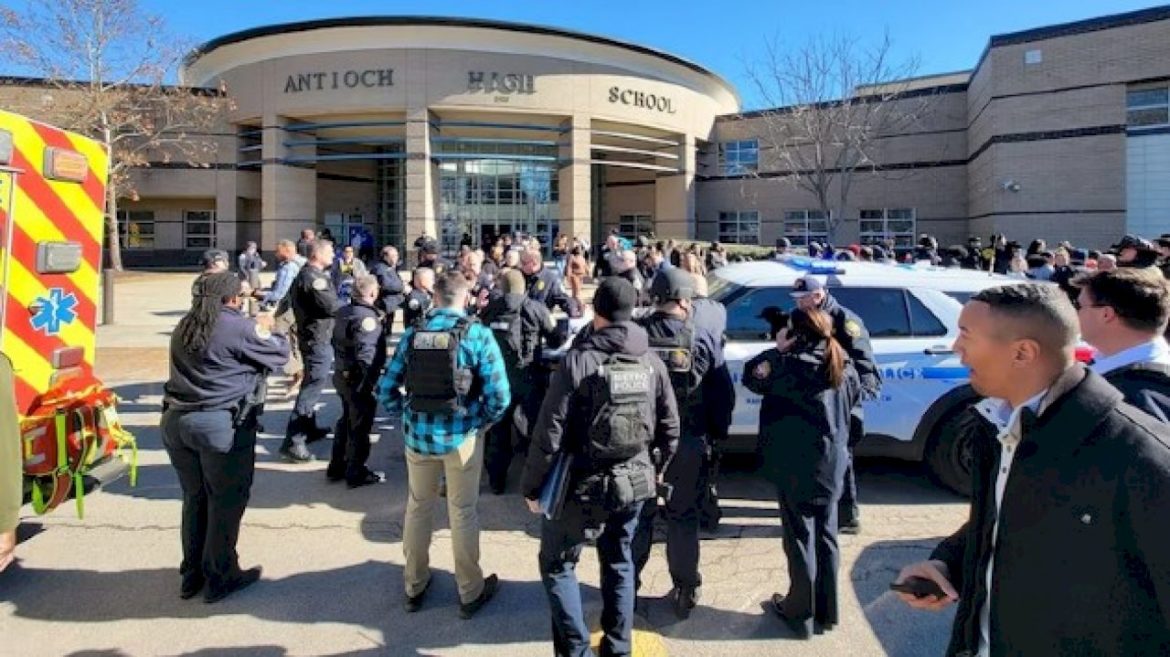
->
[[894, 283, 1170, 656]]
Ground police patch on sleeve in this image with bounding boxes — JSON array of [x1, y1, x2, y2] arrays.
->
[[536, 280, 545, 291], [408, 298, 420, 310], [753, 360, 771, 379], [844, 319, 862, 338], [254, 324, 272, 340], [360, 316, 378, 333], [311, 277, 328, 291]]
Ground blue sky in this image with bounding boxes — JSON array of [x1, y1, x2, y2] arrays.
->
[[7, 1, 1165, 109]]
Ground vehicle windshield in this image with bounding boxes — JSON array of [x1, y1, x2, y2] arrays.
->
[[707, 272, 740, 302]]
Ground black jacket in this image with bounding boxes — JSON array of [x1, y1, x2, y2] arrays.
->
[[526, 265, 579, 317], [479, 292, 564, 400], [1103, 361, 1170, 423], [639, 311, 724, 437], [931, 366, 1170, 657], [743, 343, 858, 507], [520, 322, 680, 500], [331, 301, 387, 392], [369, 260, 406, 318], [290, 264, 341, 347]]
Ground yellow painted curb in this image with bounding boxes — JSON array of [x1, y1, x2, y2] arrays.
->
[[590, 627, 668, 657]]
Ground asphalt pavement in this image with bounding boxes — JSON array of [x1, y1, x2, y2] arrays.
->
[[0, 273, 967, 657]]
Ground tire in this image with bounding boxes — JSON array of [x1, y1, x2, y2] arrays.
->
[[925, 402, 978, 497]]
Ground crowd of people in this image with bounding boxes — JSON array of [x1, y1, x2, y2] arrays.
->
[[4, 221, 1170, 656]]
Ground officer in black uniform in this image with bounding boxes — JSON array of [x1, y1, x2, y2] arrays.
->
[[192, 249, 230, 296], [791, 275, 881, 534], [478, 269, 566, 494], [162, 272, 289, 603], [632, 267, 722, 619], [369, 245, 406, 335], [402, 267, 435, 328], [520, 249, 580, 317], [282, 239, 342, 462], [328, 275, 388, 488], [418, 239, 455, 274], [520, 277, 680, 657], [689, 273, 735, 531]]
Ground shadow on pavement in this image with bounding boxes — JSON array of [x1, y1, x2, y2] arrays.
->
[[850, 538, 957, 657]]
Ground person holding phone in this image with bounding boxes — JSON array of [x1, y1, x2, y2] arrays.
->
[[743, 307, 859, 639]]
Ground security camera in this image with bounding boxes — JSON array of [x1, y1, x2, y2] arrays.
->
[[1001, 180, 1021, 192]]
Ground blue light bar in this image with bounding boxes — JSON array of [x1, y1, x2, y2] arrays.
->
[[784, 256, 844, 275]]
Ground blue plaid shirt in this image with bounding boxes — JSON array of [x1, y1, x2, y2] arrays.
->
[[378, 308, 511, 455]]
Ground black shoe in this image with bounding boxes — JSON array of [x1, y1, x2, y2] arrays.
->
[[346, 470, 386, 489], [305, 424, 331, 444], [769, 594, 812, 639], [670, 586, 700, 620], [179, 576, 204, 600], [839, 519, 861, 535], [488, 478, 506, 495], [279, 442, 314, 463], [458, 574, 499, 619], [404, 577, 432, 613], [204, 567, 262, 604], [326, 464, 346, 482]]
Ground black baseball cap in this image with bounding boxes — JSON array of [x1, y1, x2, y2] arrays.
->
[[594, 277, 637, 322], [790, 275, 826, 298], [1111, 234, 1154, 252], [649, 268, 696, 303], [201, 249, 229, 269], [775, 237, 792, 249], [420, 240, 440, 255]]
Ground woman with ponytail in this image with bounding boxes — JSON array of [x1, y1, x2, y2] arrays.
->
[[743, 307, 860, 639], [162, 272, 290, 603]]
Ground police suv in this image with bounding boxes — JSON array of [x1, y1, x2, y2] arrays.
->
[[709, 257, 1030, 496]]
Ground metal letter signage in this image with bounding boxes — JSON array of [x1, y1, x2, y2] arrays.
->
[[607, 86, 677, 114], [284, 69, 396, 93], [468, 72, 536, 95]]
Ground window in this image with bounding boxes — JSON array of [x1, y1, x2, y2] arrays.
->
[[116, 210, 155, 249], [718, 211, 759, 245], [184, 210, 216, 249], [831, 287, 911, 338], [618, 214, 653, 240], [860, 208, 916, 248], [719, 139, 758, 175], [944, 291, 974, 306], [724, 287, 796, 341], [783, 210, 830, 247], [906, 292, 947, 337], [1127, 87, 1169, 129]]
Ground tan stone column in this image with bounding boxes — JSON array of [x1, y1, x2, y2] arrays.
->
[[405, 107, 437, 263], [558, 115, 592, 245], [654, 133, 696, 240], [260, 114, 316, 248]]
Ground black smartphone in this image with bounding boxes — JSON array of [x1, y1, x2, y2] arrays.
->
[[889, 576, 946, 599]]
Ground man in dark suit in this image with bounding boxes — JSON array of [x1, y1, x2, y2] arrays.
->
[[895, 283, 1170, 657]]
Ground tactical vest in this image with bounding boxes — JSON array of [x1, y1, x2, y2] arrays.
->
[[487, 307, 533, 387], [647, 315, 701, 407], [583, 353, 655, 463], [404, 316, 475, 414]]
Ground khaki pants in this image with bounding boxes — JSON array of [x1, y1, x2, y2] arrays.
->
[[402, 432, 486, 604]]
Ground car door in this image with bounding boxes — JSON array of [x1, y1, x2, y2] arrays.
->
[[720, 285, 796, 438]]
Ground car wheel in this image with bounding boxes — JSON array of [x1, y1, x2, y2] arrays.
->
[[925, 402, 977, 497]]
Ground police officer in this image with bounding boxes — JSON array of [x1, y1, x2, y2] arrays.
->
[[519, 249, 580, 317], [328, 275, 388, 488], [689, 273, 735, 531], [369, 245, 406, 334], [402, 267, 435, 328], [791, 275, 881, 534], [162, 272, 289, 603], [282, 239, 342, 462], [418, 239, 454, 274], [479, 269, 565, 494], [521, 277, 680, 657], [192, 248, 230, 296], [632, 267, 721, 619]]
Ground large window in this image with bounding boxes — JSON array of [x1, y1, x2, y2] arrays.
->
[[718, 211, 759, 245], [719, 139, 759, 175], [116, 210, 155, 249], [783, 210, 830, 247], [721, 285, 946, 341], [618, 214, 654, 240], [184, 210, 216, 249], [860, 208, 916, 247], [1127, 86, 1169, 129]]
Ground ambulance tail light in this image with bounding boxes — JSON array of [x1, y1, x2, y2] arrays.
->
[[44, 147, 89, 183]]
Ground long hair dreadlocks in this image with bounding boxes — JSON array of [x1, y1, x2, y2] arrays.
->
[[176, 272, 242, 354]]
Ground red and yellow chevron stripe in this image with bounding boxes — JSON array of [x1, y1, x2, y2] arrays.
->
[[0, 109, 109, 416]]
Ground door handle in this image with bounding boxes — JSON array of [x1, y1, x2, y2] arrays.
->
[[923, 346, 954, 355]]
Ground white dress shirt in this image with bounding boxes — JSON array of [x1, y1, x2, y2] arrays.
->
[[972, 388, 1049, 657], [1090, 337, 1170, 375]]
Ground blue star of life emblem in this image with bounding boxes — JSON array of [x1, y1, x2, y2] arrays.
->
[[30, 287, 79, 336]]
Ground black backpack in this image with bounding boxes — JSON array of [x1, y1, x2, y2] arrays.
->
[[404, 316, 475, 414], [647, 316, 701, 405], [583, 353, 654, 462]]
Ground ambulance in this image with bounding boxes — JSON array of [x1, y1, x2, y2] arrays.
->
[[0, 110, 135, 516]]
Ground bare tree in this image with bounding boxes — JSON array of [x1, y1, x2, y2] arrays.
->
[[745, 33, 936, 241], [0, 0, 227, 270]]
